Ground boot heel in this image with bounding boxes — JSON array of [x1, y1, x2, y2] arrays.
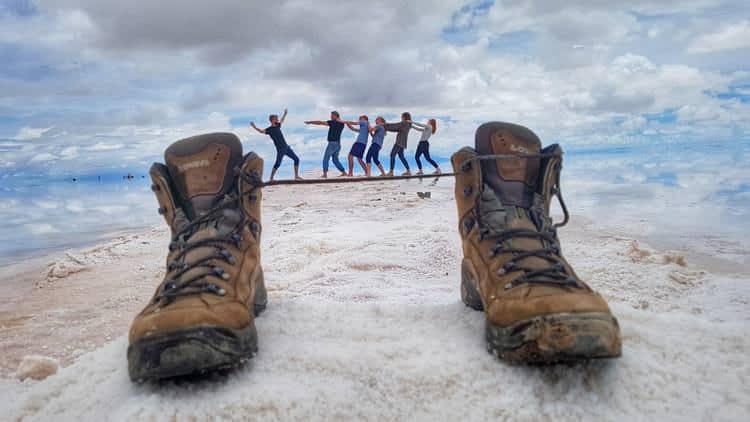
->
[[253, 269, 267, 317], [461, 259, 484, 311]]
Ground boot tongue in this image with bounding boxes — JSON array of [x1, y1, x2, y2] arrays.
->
[[475, 122, 541, 208], [164, 133, 243, 219]]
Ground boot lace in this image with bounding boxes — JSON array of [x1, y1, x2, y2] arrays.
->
[[155, 168, 261, 303], [462, 152, 580, 291]]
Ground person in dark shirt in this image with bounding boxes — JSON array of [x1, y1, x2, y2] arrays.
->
[[250, 108, 302, 181], [383, 112, 413, 176], [304, 111, 350, 178]]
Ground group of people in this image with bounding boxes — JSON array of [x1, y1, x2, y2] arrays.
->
[[250, 109, 440, 181]]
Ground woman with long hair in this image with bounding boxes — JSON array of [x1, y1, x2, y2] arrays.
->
[[410, 118, 440, 175]]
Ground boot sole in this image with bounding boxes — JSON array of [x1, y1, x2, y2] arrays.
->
[[485, 312, 621, 364], [461, 259, 621, 363], [128, 269, 267, 382], [127, 325, 258, 382]]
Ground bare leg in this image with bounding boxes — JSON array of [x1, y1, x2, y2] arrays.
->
[[269, 167, 278, 182], [294, 165, 303, 180], [322, 171, 328, 179], [377, 163, 386, 176], [357, 158, 367, 175], [347, 154, 354, 177]]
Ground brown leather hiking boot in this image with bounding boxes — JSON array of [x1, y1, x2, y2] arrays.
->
[[127, 133, 267, 381], [451, 122, 621, 363]]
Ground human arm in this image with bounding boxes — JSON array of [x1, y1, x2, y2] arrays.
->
[[304, 120, 328, 126], [346, 122, 359, 132], [250, 122, 266, 134], [279, 108, 288, 124], [383, 122, 401, 132], [410, 121, 427, 131]]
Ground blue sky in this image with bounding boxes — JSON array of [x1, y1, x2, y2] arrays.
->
[[1, 0, 749, 178]]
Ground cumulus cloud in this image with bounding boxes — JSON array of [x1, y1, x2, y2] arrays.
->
[[0, 0, 747, 175], [688, 20, 750, 53]]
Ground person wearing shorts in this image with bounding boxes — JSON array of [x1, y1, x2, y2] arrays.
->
[[365, 117, 387, 176], [250, 108, 302, 181], [345, 115, 371, 176]]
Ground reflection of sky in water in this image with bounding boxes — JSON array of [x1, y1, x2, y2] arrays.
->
[[1, 139, 748, 264], [0, 173, 159, 264], [561, 139, 750, 259]]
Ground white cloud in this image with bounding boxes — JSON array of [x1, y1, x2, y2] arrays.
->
[[85, 142, 124, 151], [60, 146, 79, 160], [688, 20, 750, 53], [15, 127, 51, 140], [29, 153, 57, 162], [0, 0, 748, 177]]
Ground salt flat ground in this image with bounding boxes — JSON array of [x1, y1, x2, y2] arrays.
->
[[1, 179, 748, 421]]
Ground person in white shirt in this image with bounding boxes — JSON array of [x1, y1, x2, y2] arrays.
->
[[410, 118, 441, 175]]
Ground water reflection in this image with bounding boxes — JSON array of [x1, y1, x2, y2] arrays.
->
[[1, 138, 748, 265]]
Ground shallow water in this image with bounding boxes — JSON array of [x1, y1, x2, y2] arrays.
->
[[1, 139, 748, 265]]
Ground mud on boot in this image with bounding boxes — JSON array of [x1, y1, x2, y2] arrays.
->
[[128, 133, 267, 382], [452, 122, 621, 364]]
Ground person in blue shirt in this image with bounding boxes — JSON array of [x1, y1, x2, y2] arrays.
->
[[365, 116, 387, 177], [304, 111, 348, 178], [250, 108, 302, 181], [345, 115, 372, 177]]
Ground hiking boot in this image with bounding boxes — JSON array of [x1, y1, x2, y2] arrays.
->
[[451, 122, 621, 363], [128, 133, 267, 381]]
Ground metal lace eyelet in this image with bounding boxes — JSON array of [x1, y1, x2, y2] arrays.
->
[[157, 207, 167, 215], [212, 267, 230, 280], [250, 221, 260, 234], [206, 283, 226, 296], [463, 218, 474, 232], [163, 281, 177, 291], [463, 186, 473, 197], [489, 247, 498, 258], [220, 249, 235, 264], [150, 184, 160, 192]]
